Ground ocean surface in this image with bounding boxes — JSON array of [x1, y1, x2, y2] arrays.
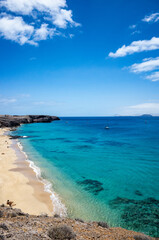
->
[[13, 117, 159, 237]]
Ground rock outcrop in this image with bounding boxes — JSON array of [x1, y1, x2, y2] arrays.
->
[[0, 205, 156, 240], [0, 115, 60, 128]]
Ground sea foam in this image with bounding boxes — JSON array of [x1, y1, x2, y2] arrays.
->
[[17, 141, 67, 217]]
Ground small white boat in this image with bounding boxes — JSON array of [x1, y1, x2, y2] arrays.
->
[[105, 126, 109, 129]]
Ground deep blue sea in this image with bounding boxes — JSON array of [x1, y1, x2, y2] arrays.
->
[[13, 117, 159, 237]]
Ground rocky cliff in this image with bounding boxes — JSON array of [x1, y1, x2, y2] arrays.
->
[[0, 115, 60, 128], [0, 205, 156, 240]]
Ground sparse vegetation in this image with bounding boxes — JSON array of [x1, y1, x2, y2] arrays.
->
[[75, 218, 84, 223], [134, 234, 151, 240], [0, 223, 8, 230], [0, 205, 155, 239], [10, 212, 17, 218], [0, 234, 5, 240], [0, 211, 3, 218], [97, 221, 109, 228], [48, 225, 76, 240]]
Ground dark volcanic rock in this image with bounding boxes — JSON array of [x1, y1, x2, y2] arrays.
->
[[0, 115, 60, 128], [9, 135, 24, 139]]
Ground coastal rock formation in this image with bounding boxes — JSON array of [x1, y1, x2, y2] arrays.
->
[[0, 205, 156, 240], [0, 115, 60, 128]]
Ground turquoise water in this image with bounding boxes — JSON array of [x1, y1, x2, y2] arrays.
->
[[13, 117, 159, 237]]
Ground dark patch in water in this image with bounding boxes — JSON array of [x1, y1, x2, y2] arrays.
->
[[49, 138, 66, 141], [49, 138, 74, 143], [63, 139, 74, 143], [109, 197, 159, 237], [30, 139, 45, 142], [74, 145, 93, 150], [82, 138, 98, 144], [135, 190, 143, 196], [50, 150, 66, 154], [100, 140, 127, 147], [77, 179, 104, 195]]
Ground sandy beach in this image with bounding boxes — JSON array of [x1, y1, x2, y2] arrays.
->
[[0, 128, 53, 216]]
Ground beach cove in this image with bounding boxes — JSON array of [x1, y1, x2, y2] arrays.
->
[[0, 116, 159, 238], [11, 116, 159, 238]]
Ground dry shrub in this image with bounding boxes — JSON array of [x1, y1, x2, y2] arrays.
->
[[97, 221, 109, 228], [48, 225, 76, 240], [134, 234, 151, 240]]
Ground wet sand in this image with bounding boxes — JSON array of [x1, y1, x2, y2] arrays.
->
[[0, 128, 53, 215]]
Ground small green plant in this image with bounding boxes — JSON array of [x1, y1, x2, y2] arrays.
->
[[48, 225, 76, 240]]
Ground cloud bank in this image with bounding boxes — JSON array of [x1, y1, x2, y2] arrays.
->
[[0, 98, 17, 104], [0, 0, 80, 45], [123, 103, 159, 116]]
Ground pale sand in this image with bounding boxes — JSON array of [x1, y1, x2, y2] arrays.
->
[[0, 128, 53, 216]]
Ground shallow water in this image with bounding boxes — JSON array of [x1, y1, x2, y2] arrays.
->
[[13, 117, 159, 237]]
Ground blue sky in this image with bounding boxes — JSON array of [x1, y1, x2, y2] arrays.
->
[[0, 0, 159, 116]]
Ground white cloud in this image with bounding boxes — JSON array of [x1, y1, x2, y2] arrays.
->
[[130, 57, 159, 73], [33, 23, 55, 41], [129, 103, 159, 109], [129, 24, 136, 29], [131, 30, 141, 35], [33, 100, 62, 106], [69, 33, 74, 38], [0, 98, 17, 104], [53, 9, 80, 28], [142, 13, 159, 23], [0, 15, 34, 45], [109, 37, 159, 58], [0, 0, 80, 45], [0, 0, 66, 15], [122, 103, 159, 116], [0, 0, 79, 28], [146, 71, 159, 82]]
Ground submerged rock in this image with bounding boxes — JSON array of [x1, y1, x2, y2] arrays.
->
[[134, 190, 143, 196], [77, 179, 104, 195], [109, 197, 159, 237]]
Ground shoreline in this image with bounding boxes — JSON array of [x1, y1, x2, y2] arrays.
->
[[16, 136, 67, 217], [0, 128, 54, 216]]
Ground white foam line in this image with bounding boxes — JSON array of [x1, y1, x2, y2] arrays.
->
[[17, 141, 67, 217]]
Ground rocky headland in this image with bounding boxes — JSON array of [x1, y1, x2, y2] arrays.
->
[[0, 115, 60, 128]]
